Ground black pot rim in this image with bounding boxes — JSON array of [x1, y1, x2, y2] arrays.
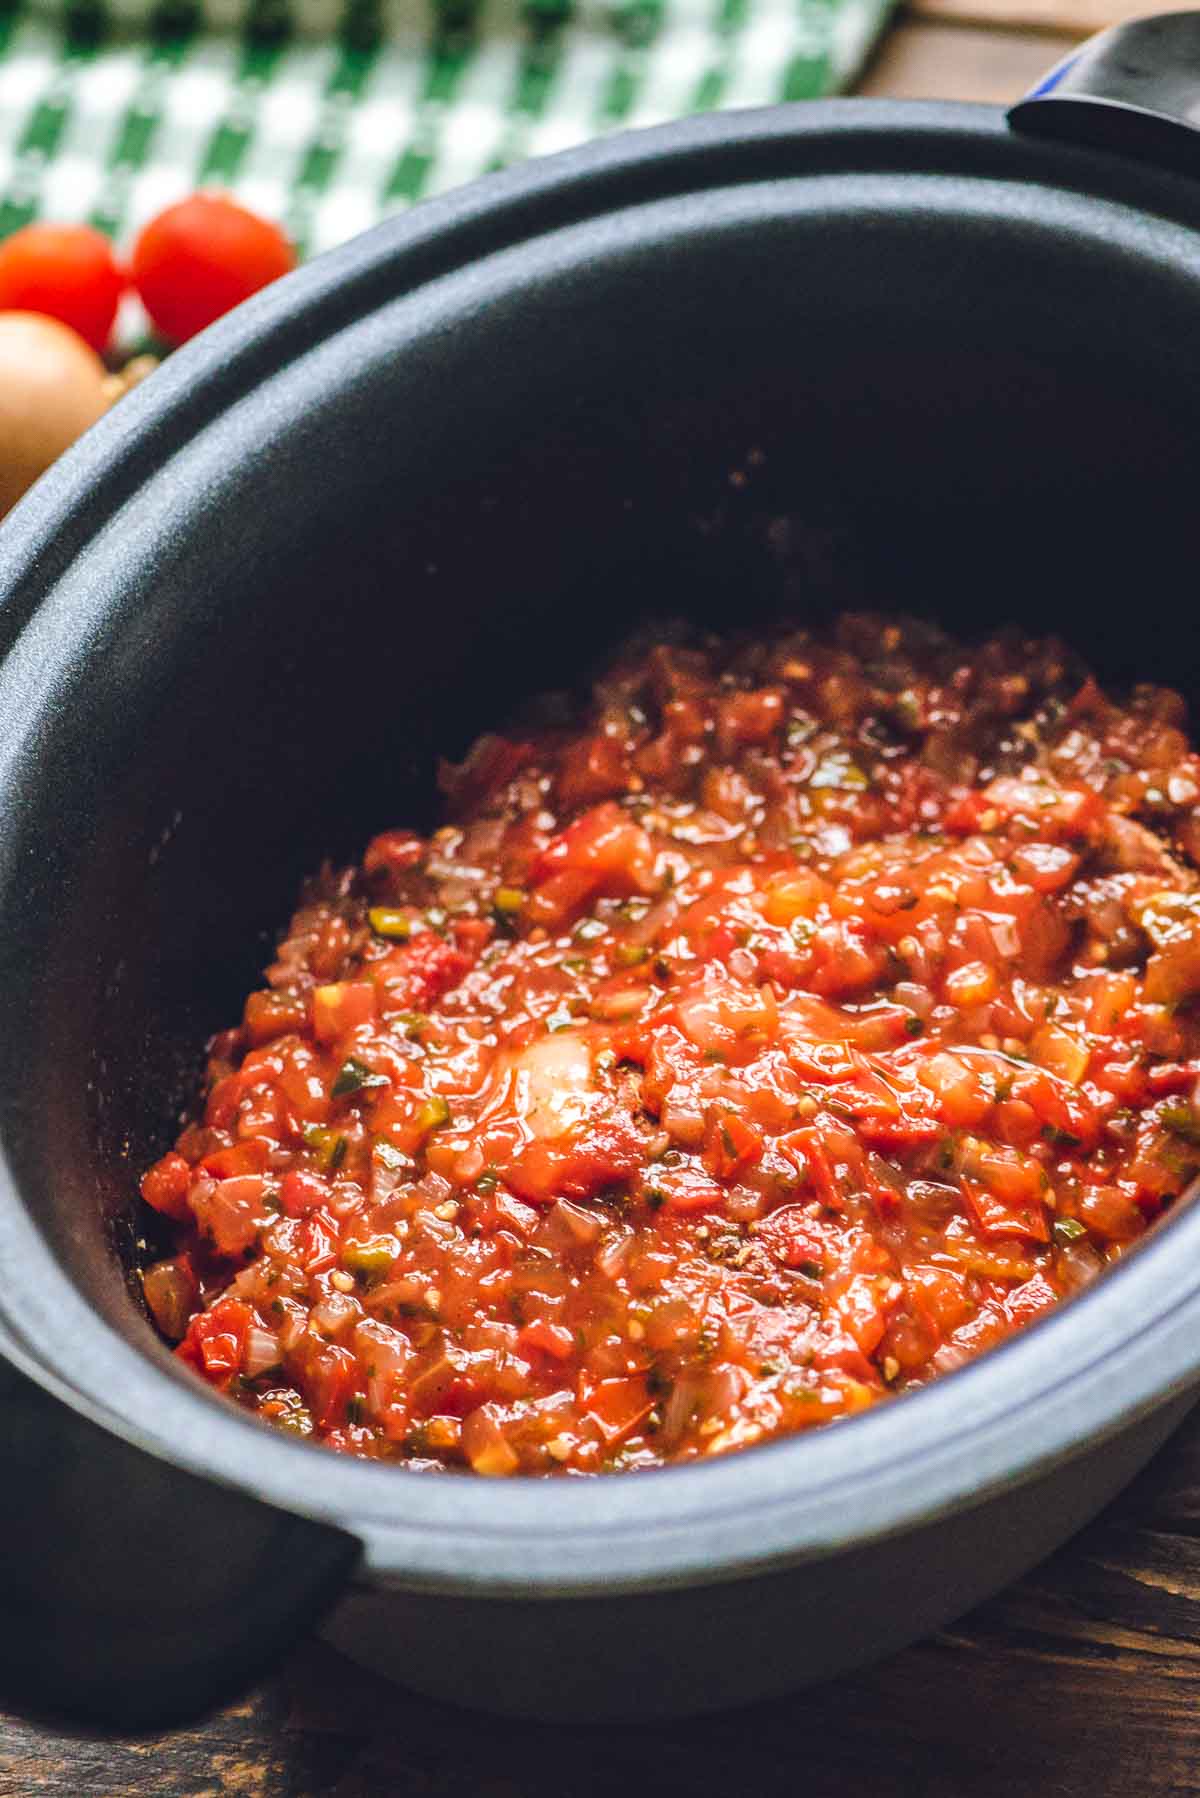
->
[[3, 95, 1200, 1596]]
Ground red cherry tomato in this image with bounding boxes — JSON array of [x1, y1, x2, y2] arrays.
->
[[0, 223, 125, 351], [131, 192, 296, 343]]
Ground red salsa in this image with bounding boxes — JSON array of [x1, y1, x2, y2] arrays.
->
[[142, 615, 1200, 1474]]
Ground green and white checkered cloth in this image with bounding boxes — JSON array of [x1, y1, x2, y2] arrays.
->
[[0, 0, 891, 266]]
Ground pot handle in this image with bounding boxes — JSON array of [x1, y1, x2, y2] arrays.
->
[[1009, 11, 1200, 171], [0, 1344, 360, 1728]]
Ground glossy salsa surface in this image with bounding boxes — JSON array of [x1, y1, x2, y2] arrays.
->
[[141, 615, 1200, 1474]]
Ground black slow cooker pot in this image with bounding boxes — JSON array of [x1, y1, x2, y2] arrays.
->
[[3, 13, 1200, 1732]]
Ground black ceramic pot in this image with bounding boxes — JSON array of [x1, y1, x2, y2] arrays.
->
[[4, 13, 1200, 1733]]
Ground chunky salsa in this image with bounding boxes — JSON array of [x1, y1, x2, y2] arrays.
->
[[141, 614, 1200, 1474]]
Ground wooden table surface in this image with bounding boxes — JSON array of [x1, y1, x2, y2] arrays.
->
[[8, 4, 1200, 1793]]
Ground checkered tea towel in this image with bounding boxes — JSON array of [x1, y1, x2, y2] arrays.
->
[[0, 0, 893, 262]]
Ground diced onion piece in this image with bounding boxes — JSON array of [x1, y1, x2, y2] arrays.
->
[[244, 1324, 282, 1376], [1030, 1022, 1089, 1086], [497, 1032, 593, 1139], [462, 1406, 520, 1476]]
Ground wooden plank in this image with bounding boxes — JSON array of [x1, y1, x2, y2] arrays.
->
[[857, 17, 1077, 101], [911, 0, 1200, 35], [3, 1407, 1200, 1796]]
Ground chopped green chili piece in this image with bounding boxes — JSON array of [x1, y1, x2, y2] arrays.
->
[[1053, 1217, 1088, 1244], [415, 1094, 451, 1133], [1162, 1102, 1200, 1145], [1041, 1123, 1081, 1150], [341, 1236, 399, 1276], [304, 1124, 347, 1171], [332, 1057, 389, 1098], [368, 907, 412, 940]]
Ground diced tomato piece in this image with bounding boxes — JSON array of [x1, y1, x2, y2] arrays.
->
[[1003, 1271, 1059, 1327], [833, 1273, 891, 1356], [556, 733, 633, 808], [909, 1264, 975, 1335], [807, 920, 890, 999], [519, 1319, 577, 1361], [312, 981, 377, 1042], [1010, 842, 1081, 893], [176, 1297, 253, 1388], [961, 1174, 1049, 1243], [757, 1204, 829, 1271], [788, 1123, 863, 1212], [1008, 1063, 1100, 1149], [1076, 1183, 1144, 1242], [363, 828, 426, 877], [675, 979, 778, 1063], [980, 776, 1102, 838], [579, 1373, 653, 1443], [702, 1109, 763, 1181], [522, 868, 599, 930], [503, 1115, 645, 1205], [205, 1070, 246, 1129], [529, 801, 655, 893], [943, 790, 997, 835], [719, 687, 785, 747], [660, 1166, 728, 1213], [244, 987, 308, 1045], [387, 931, 473, 1009], [280, 1167, 331, 1217], [1145, 1060, 1199, 1096], [141, 1151, 192, 1220], [919, 1051, 994, 1128], [200, 1138, 270, 1179], [943, 960, 998, 1007], [452, 916, 494, 958]]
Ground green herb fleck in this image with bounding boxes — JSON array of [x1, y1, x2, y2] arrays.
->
[[1041, 1123, 1081, 1151], [332, 1057, 389, 1098]]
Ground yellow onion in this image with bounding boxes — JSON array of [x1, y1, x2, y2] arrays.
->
[[0, 310, 108, 517]]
